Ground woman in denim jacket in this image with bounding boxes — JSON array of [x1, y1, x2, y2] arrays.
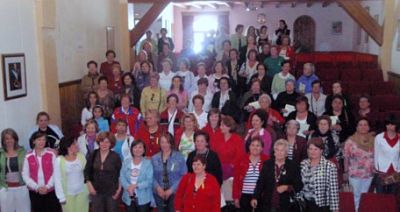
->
[[120, 140, 154, 211], [152, 133, 187, 212]]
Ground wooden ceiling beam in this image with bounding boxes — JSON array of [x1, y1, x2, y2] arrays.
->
[[337, 0, 383, 46], [129, 1, 170, 47]]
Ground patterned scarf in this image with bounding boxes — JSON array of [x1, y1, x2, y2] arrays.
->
[[350, 132, 374, 152]]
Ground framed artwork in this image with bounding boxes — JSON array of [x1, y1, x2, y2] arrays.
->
[[331, 21, 342, 35], [1, 53, 27, 100]]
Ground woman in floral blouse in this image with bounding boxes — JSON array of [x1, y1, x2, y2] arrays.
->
[[343, 118, 374, 211]]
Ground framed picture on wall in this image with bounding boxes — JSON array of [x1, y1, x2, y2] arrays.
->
[[1, 53, 27, 100], [331, 21, 342, 35]]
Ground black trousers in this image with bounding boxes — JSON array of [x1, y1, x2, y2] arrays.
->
[[29, 190, 61, 212], [125, 202, 151, 212], [305, 200, 331, 212], [240, 193, 261, 212]]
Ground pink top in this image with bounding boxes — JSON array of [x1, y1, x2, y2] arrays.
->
[[344, 139, 374, 178], [167, 90, 188, 110]]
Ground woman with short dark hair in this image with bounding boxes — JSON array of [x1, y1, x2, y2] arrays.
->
[[175, 155, 221, 212], [22, 132, 60, 212], [286, 96, 317, 138], [81, 91, 99, 127], [245, 109, 273, 157], [186, 131, 223, 186], [28, 111, 64, 149], [120, 140, 153, 211], [233, 137, 268, 211], [96, 76, 115, 118], [374, 114, 400, 195], [300, 138, 339, 212], [84, 132, 121, 212], [151, 133, 187, 212], [54, 137, 89, 211]]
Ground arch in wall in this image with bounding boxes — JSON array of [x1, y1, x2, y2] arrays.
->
[[293, 15, 316, 52]]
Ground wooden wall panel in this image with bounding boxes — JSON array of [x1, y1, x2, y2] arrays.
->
[[59, 80, 83, 137]]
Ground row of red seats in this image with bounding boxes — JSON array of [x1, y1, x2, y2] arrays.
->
[[321, 81, 395, 96], [294, 52, 378, 67], [340, 192, 398, 212]]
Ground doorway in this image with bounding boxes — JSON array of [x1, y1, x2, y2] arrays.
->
[[293, 15, 316, 52]]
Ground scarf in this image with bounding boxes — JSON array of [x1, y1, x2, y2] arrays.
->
[[350, 132, 374, 152], [311, 129, 337, 159]]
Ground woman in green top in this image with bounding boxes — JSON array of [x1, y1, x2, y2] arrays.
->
[[0, 128, 29, 212]]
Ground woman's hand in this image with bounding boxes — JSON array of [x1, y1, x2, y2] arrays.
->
[[112, 186, 122, 200], [38, 186, 48, 195], [276, 185, 289, 193], [245, 105, 255, 112], [164, 189, 173, 199], [127, 184, 137, 196], [234, 199, 240, 208], [87, 182, 97, 195], [156, 186, 165, 198], [250, 199, 258, 208]]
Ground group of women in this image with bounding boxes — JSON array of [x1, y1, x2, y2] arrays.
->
[[0, 22, 399, 212]]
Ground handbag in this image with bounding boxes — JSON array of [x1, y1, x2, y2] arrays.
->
[[289, 193, 306, 212], [380, 172, 400, 185]]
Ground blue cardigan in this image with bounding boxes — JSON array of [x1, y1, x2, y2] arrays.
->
[[120, 158, 153, 206], [151, 150, 187, 192]]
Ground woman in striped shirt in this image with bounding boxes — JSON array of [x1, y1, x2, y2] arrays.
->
[[251, 139, 303, 212], [233, 137, 269, 211]]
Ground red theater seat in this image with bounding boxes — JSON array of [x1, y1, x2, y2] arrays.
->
[[358, 193, 397, 212], [341, 68, 362, 82], [362, 68, 384, 82], [370, 81, 396, 96], [317, 68, 340, 81], [340, 192, 356, 212], [347, 81, 371, 96], [371, 94, 400, 112]]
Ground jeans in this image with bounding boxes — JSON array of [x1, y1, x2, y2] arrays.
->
[[154, 193, 175, 212], [349, 176, 373, 211]]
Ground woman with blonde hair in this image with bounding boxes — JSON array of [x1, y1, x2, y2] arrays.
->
[[175, 113, 199, 160]]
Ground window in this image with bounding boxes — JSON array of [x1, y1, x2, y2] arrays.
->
[[192, 15, 218, 53]]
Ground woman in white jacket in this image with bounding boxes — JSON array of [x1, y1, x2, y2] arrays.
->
[[374, 114, 400, 194]]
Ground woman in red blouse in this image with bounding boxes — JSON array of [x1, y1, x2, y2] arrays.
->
[[135, 109, 164, 157], [233, 137, 269, 211], [202, 108, 221, 141], [108, 64, 123, 93], [175, 155, 221, 212], [212, 116, 245, 180]]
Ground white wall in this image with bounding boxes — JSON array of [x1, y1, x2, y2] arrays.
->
[[173, 2, 357, 52], [0, 0, 44, 147], [56, 0, 120, 83], [356, 0, 384, 55], [391, 0, 400, 74]]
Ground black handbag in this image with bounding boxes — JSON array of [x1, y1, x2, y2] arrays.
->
[[289, 193, 306, 212]]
